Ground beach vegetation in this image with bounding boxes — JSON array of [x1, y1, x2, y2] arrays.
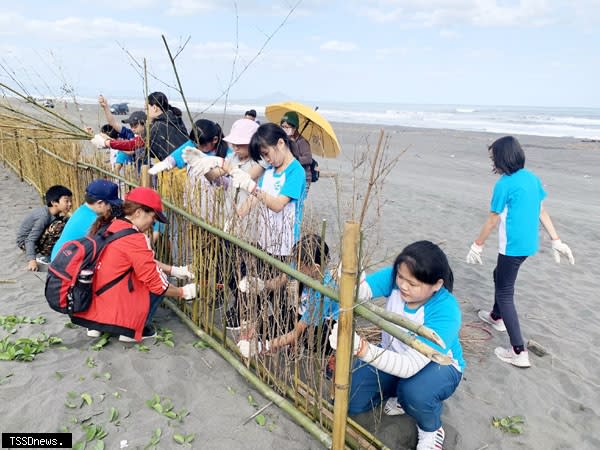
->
[[134, 344, 150, 352], [0, 334, 61, 361], [147, 394, 189, 422], [492, 415, 525, 434], [154, 327, 175, 347], [173, 432, 195, 446], [192, 339, 209, 349], [0, 314, 45, 332], [85, 356, 96, 368], [144, 427, 162, 449], [90, 333, 111, 351]]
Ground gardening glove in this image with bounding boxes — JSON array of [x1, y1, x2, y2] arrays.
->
[[182, 146, 203, 164], [238, 276, 265, 294], [551, 239, 575, 264], [184, 152, 225, 176], [148, 157, 175, 175], [230, 168, 257, 194], [237, 339, 270, 358], [466, 242, 484, 265], [181, 283, 197, 300], [171, 265, 194, 280], [91, 134, 107, 149], [328, 322, 362, 356]]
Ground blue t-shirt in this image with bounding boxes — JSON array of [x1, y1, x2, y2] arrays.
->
[[299, 272, 338, 326], [490, 168, 547, 256], [115, 127, 135, 165], [256, 159, 306, 256], [366, 266, 465, 372], [50, 204, 97, 261]]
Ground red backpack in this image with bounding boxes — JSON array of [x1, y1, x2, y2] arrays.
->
[[45, 227, 138, 314]]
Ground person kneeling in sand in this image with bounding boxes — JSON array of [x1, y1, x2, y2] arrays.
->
[[329, 241, 463, 450], [70, 187, 196, 342], [16, 185, 73, 271], [237, 234, 338, 360]]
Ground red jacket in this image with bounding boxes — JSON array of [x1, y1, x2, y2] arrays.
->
[[108, 135, 145, 152], [72, 219, 168, 340]]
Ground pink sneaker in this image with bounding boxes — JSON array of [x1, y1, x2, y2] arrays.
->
[[478, 310, 506, 332], [494, 347, 531, 368]]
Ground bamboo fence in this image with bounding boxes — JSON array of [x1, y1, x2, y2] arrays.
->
[[0, 104, 451, 449]]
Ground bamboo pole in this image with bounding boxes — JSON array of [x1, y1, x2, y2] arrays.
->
[[140, 164, 149, 187], [358, 301, 446, 349], [332, 221, 360, 450], [163, 299, 333, 449]]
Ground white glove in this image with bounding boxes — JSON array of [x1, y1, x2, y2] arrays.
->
[[171, 265, 194, 280], [237, 339, 270, 358], [183, 151, 224, 176], [336, 265, 372, 301], [91, 134, 107, 149], [466, 242, 483, 265], [328, 322, 362, 356], [230, 168, 257, 194], [181, 283, 197, 300], [238, 276, 265, 294], [148, 157, 175, 175], [551, 239, 575, 264], [182, 146, 204, 165]]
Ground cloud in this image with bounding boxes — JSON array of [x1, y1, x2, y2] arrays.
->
[[166, 0, 220, 16], [439, 29, 460, 39], [320, 40, 358, 52], [0, 13, 162, 40], [358, 0, 564, 27]]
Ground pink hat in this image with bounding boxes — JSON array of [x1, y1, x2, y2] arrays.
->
[[223, 119, 259, 145]]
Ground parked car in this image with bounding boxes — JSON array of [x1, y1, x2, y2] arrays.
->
[[43, 99, 55, 108], [110, 103, 129, 115]]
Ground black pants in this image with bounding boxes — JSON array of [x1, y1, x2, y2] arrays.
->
[[492, 253, 527, 348]]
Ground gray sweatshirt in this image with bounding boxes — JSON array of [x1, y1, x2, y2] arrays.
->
[[16, 206, 54, 260]]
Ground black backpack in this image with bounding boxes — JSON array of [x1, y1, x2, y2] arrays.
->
[[310, 158, 320, 183], [45, 227, 138, 314]]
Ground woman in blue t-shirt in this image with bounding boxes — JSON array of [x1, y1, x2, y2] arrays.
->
[[329, 240, 463, 450], [466, 136, 574, 369]]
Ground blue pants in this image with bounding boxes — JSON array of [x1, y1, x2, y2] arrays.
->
[[348, 359, 462, 432], [146, 293, 164, 327], [492, 254, 527, 347]]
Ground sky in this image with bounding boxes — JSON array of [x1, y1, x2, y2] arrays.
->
[[0, 0, 599, 108]]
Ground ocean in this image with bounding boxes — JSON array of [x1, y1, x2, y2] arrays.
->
[[74, 96, 600, 140]]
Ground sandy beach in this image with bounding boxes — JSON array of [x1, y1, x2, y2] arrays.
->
[[2, 101, 600, 449]]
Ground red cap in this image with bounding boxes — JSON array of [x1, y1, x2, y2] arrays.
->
[[125, 187, 167, 223]]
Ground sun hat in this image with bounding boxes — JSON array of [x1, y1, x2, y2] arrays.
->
[[280, 111, 299, 129], [86, 180, 122, 206], [223, 119, 259, 145], [122, 110, 147, 125], [125, 187, 167, 223]]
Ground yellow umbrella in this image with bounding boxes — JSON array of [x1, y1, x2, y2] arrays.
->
[[264, 101, 341, 158]]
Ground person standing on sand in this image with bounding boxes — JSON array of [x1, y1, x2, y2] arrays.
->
[[280, 111, 313, 194], [146, 91, 189, 162], [466, 135, 574, 368]]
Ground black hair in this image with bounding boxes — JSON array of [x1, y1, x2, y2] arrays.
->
[[393, 240, 454, 293], [100, 124, 119, 139], [245, 109, 257, 118], [293, 234, 330, 268], [45, 185, 72, 206], [248, 123, 292, 162], [189, 119, 228, 158], [292, 234, 330, 299], [147, 91, 182, 117], [489, 135, 525, 175]]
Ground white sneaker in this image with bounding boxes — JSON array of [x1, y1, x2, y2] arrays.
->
[[478, 310, 506, 332], [86, 329, 101, 338], [494, 347, 531, 368], [417, 426, 445, 450], [383, 397, 405, 416]]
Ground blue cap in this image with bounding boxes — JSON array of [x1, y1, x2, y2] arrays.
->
[[85, 179, 122, 206]]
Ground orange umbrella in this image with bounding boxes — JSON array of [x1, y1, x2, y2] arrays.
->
[[265, 101, 341, 158]]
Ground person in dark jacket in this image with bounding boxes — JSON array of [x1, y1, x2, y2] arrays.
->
[[280, 111, 313, 193], [147, 92, 189, 161]]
